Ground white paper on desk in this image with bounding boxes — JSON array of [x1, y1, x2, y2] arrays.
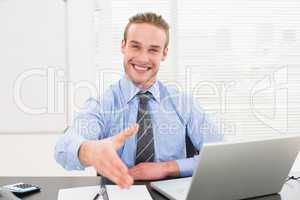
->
[[58, 186, 99, 200], [57, 185, 152, 200], [106, 185, 152, 200]]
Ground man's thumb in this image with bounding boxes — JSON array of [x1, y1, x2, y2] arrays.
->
[[112, 124, 139, 150]]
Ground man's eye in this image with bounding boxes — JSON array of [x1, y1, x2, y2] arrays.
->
[[149, 49, 158, 53], [131, 45, 139, 49]]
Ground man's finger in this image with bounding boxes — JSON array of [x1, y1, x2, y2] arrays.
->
[[108, 166, 133, 188], [99, 154, 133, 188], [108, 149, 129, 174], [112, 124, 139, 150], [103, 150, 132, 185], [96, 161, 129, 188], [104, 165, 130, 188], [100, 167, 127, 188]]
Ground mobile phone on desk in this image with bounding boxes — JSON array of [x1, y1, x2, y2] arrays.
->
[[2, 182, 40, 196]]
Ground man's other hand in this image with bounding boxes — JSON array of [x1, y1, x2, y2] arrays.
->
[[128, 161, 180, 181]]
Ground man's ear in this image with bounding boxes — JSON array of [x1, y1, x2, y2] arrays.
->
[[161, 47, 168, 61], [121, 40, 126, 54]]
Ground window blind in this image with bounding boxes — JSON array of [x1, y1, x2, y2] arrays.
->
[[177, 0, 300, 137]]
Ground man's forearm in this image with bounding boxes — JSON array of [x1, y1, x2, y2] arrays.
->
[[128, 160, 181, 180], [54, 133, 87, 171], [163, 160, 180, 177]]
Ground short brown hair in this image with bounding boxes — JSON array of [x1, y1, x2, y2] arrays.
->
[[123, 12, 170, 48]]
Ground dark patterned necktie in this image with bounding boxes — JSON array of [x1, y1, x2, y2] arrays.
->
[[135, 91, 155, 164]]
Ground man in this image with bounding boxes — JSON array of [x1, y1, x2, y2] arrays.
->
[[55, 12, 223, 188]]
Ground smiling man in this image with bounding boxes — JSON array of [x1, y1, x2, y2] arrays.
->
[[122, 21, 167, 90], [55, 12, 223, 188]]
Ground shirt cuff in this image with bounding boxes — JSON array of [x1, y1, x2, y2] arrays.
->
[[175, 157, 198, 177], [65, 135, 87, 170]]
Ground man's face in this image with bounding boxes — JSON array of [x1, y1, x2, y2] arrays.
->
[[121, 23, 168, 89]]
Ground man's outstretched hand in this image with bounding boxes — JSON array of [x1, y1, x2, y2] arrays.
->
[[79, 124, 139, 188]]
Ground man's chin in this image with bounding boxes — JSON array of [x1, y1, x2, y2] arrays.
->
[[132, 79, 148, 87], [131, 77, 155, 90]]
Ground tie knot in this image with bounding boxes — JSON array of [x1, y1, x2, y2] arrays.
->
[[137, 91, 151, 104]]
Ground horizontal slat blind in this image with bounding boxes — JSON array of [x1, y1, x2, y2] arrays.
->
[[177, 0, 300, 136]]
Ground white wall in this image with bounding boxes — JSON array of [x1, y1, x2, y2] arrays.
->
[[0, 0, 96, 176], [0, 0, 67, 133]]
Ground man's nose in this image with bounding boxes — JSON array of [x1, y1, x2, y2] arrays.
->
[[135, 50, 150, 64]]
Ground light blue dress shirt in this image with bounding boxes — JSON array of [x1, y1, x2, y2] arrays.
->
[[55, 77, 223, 177]]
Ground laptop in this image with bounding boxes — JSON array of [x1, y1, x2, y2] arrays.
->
[[150, 135, 300, 200]]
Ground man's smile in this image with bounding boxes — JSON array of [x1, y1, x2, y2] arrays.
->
[[131, 63, 151, 72]]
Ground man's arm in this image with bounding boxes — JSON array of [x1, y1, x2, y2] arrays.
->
[[175, 93, 224, 177], [129, 160, 180, 181], [54, 97, 106, 170], [128, 157, 198, 180], [54, 97, 141, 188], [54, 130, 87, 170], [175, 110, 223, 177]]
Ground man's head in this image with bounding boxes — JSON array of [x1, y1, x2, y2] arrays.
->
[[121, 12, 169, 90]]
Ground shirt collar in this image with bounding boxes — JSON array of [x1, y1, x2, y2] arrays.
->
[[120, 76, 160, 104]]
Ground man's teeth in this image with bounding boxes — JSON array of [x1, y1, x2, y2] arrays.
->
[[133, 64, 148, 71]]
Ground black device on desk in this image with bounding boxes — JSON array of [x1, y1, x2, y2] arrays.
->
[[2, 183, 40, 196]]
